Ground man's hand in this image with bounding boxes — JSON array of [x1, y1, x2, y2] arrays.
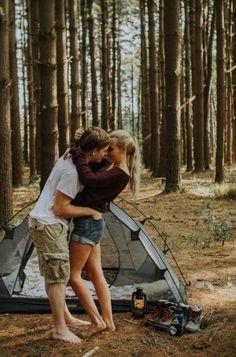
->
[[53, 190, 103, 219], [75, 128, 84, 142], [90, 209, 102, 220]]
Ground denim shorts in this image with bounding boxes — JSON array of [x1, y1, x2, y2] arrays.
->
[[70, 217, 105, 246]]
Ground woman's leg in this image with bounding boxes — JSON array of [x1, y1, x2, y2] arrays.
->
[[45, 282, 90, 327], [69, 241, 106, 333], [86, 243, 115, 332]]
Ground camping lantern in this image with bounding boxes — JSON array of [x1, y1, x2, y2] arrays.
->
[[131, 287, 147, 319]]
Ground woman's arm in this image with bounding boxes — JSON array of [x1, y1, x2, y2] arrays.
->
[[53, 190, 102, 219], [70, 148, 129, 188]]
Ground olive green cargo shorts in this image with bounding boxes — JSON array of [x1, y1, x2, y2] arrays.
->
[[28, 217, 70, 284]]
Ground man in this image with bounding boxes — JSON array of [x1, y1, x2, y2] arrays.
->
[[29, 127, 110, 344]]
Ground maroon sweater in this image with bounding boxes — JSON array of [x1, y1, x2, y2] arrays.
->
[[71, 148, 130, 213]]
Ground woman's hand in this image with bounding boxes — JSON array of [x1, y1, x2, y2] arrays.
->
[[63, 148, 71, 159], [75, 128, 84, 142]]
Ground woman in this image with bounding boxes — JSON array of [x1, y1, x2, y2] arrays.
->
[[69, 129, 141, 338]]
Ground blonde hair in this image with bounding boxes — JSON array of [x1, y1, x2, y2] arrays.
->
[[109, 130, 141, 194]]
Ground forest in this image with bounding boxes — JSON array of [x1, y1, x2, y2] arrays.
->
[[0, 0, 236, 356], [0, 0, 235, 223]]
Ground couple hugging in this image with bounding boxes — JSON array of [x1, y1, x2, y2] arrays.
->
[[29, 127, 140, 344]]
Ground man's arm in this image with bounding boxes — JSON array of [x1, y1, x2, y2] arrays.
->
[[53, 190, 102, 219]]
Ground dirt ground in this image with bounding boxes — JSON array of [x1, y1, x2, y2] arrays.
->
[[0, 169, 236, 357]]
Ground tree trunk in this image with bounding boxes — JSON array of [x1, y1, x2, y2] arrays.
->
[[9, 0, 22, 186], [140, 0, 151, 168], [225, 1, 233, 165], [27, 0, 37, 180], [0, 0, 13, 223], [39, 0, 58, 188], [117, 27, 122, 129], [164, 0, 181, 193], [189, 0, 197, 171], [56, 0, 69, 156], [68, 0, 80, 139], [110, 0, 116, 130], [147, 0, 159, 176], [184, 0, 193, 171], [233, 0, 236, 162], [81, 0, 88, 127], [30, 0, 41, 173], [87, 0, 99, 126], [194, 0, 204, 171], [204, 7, 215, 169], [158, 0, 166, 176], [101, 0, 109, 130], [215, 0, 225, 183]]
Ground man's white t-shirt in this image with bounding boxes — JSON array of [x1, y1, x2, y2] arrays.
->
[[30, 157, 82, 229]]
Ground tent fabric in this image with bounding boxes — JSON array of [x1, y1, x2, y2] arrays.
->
[[0, 203, 187, 313]]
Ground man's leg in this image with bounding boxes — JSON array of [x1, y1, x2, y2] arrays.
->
[[69, 241, 106, 334], [85, 243, 115, 335], [47, 282, 82, 343]]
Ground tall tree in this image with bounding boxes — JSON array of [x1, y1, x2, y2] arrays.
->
[[139, 0, 150, 168], [110, 0, 117, 130], [9, 0, 22, 186], [0, 0, 13, 223], [184, 0, 193, 171], [158, 0, 166, 176], [68, 0, 80, 138], [203, 6, 215, 169], [30, 0, 41, 173], [147, 0, 159, 176], [194, 0, 204, 171], [87, 0, 99, 126], [189, 0, 197, 170], [101, 0, 110, 130], [27, 0, 37, 180], [81, 0, 88, 127], [39, 0, 58, 188], [164, 0, 181, 192], [56, 0, 69, 156], [233, 0, 236, 162], [215, 0, 225, 183]]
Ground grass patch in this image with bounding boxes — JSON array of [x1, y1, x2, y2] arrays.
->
[[212, 184, 236, 200]]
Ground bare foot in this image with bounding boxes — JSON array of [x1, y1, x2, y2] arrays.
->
[[81, 322, 106, 339], [66, 316, 91, 328], [52, 327, 83, 344], [105, 323, 116, 332]]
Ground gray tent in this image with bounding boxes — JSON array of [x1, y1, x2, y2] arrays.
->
[[0, 203, 187, 313]]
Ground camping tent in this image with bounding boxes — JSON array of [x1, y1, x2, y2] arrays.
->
[[0, 203, 187, 313]]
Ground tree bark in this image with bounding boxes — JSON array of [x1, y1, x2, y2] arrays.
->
[[39, 0, 58, 188], [184, 0, 193, 171], [164, 0, 181, 193], [215, 0, 225, 183], [0, 0, 13, 223], [88, 0, 99, 126], [81, 0, 88, 127], [27, 0, 37, 180], [9, 0, 22, 186], [147, 0, 159, 176], [101, 0, 109, 130], [56, 0, 69, 156], [194, 0, 204, 171], [68, 0, 80, 139]]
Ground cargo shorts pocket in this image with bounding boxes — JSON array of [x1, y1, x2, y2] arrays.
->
[[28, 218, 44, 231], [43, 252, 69, 283]]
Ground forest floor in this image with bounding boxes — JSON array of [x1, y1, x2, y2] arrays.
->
[[0, 167, 236, 357]]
